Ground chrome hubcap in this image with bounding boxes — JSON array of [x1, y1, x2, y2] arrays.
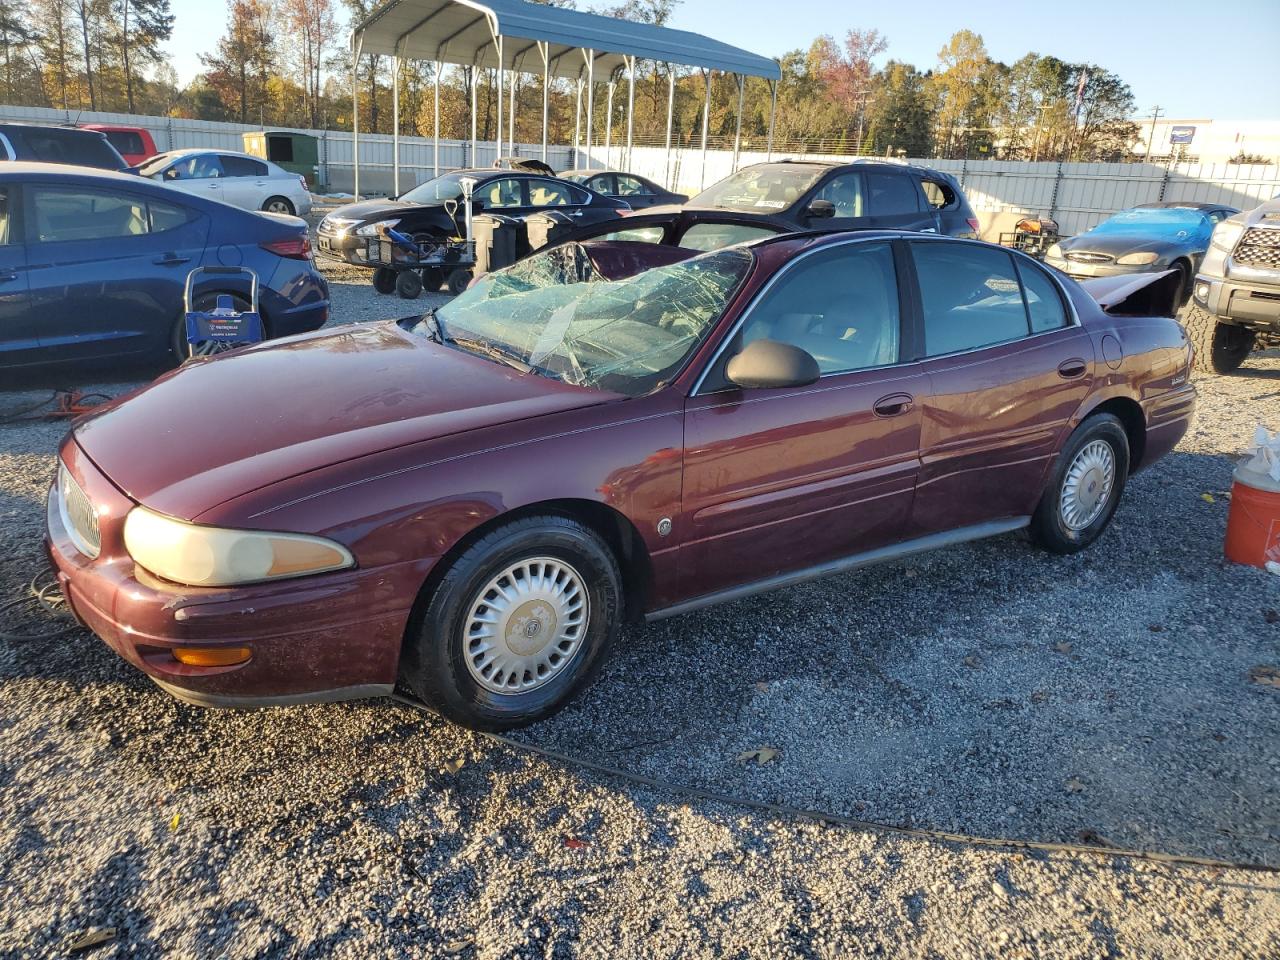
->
[[1060, 439, 1116, 531], [463, 557, 588, 694], [267, 201, 289, 213]]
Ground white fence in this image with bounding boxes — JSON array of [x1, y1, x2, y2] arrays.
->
[[4, 103, 1279, 236]]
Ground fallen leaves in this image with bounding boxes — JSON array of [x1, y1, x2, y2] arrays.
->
[[443, 939, 472, 955], [1265, 609, 1279, 625], [1247, 665, 1280, 689], [753, 681, 770, 694], [443, 757, 465, 775], [737, 746, 779, 766], [962, 654, 980, 669], [168, 813, 180, 832], [1064, 777, 1086, 793], [563, 836, 589, 850], [1053, 641, 1073, 655], [1200, 492, 1216, 504]]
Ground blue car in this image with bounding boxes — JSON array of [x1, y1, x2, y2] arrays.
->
[[1044, 201, 1238, 304], [0, 163, 329, 369]]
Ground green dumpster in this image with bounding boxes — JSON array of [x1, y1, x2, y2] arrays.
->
[[243, 131, 321, 189]]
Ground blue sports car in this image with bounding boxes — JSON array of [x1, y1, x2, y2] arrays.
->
[[0, 163, 329, 370], [1045, 201, 1238, 303]]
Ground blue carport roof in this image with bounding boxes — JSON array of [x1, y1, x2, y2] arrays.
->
[[353, 0, 781, 80]]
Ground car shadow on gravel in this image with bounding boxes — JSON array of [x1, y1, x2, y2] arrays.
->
[[509, 449, 1280, 868]]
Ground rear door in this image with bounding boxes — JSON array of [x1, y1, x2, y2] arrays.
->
[[904, 240, 1094, 535], [217, 154, 271, 210], [616, 174, 661, 208], [0, 183, 34, 365], [679, 239, 928, 599], [523, 177, 615, 227], [24, 183, 209, 361]]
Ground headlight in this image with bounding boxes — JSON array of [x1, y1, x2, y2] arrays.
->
[[355, 218, 401, 237], [1209, 220, 1245, 253], [1045, 243, 1063, 259], [1116, 251, 1159, 265], [323, 216, 359, 236], [123, 507, 354, 587]]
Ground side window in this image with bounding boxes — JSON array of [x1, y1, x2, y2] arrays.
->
[[912, 242, 1030, 356], [814, 173, 865, 218], [526, 178, 574, 207], [31, 187, 149, 242], [588, 174, 615, 194], [105, 131, 144, 156], [921, 179, 956, 210], [1016, 260, 1069, 333], [219, 155, 268, 177], [0, 187, 11, 244], [600, 226, 666, 243], [616, 175, 653, 197], [148, 198, 194, 233], [866, 172, 923, 215], [168, 154, 222, 180], [478, 177, 522, 208], [679, 223, 777, 252], [735, 241, 900, 376]]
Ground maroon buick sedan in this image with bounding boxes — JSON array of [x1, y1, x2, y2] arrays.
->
[[47, 232, 1195, 729]]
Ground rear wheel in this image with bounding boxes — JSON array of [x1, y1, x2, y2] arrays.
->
[[1183, 305, 1255, 373], [262, 196, 295, 216], [396, 270, 423, 299], [401, 515, 622, 730], [1030, 414, 1130, 555], [372, 267, 397, 294], [169, 292, 253, 365]]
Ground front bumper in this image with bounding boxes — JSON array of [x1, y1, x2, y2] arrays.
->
[[46, 440, 431, 708], [1192, 273, 1280, 331], [1045, 257, 1163, 282], [315, 231, 369, 267]]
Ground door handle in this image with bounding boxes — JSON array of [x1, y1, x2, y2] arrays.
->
[[153, 254, 191, 266], [1057, 359, 1088, 379], [919, 227, 938, 234], [0, 270, 16, 283], [873, 393, 914, 418]]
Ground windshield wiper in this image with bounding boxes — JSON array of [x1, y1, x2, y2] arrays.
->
[[448, 335, 536, 375], [423, 308, 446, 344]]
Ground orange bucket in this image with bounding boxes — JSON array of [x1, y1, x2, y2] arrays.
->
[[1225, 466, 1280, 569]]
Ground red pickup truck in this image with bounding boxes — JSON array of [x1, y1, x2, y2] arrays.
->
[[79, 124, 158, 166]]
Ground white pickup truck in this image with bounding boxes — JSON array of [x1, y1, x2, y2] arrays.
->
[[1186, 198, 1280, 372]]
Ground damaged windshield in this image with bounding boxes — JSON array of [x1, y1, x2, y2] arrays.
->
[[692, 164, 825, 213], [407, 244, 753, 395]]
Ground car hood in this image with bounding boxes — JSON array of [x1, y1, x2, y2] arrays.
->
[[324, 198, 424, 222], [72, 321, 618, 520], [1059, 233, 1179, 257]]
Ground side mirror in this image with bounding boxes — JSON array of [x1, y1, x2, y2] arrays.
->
[[805, 199, 836, 220], [725, 339, 820, 390]]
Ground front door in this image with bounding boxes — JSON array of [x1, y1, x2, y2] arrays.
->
[[905, 239, 1094, 535], [804, 170, 937, 233], [679, 239, 927, 600], [25, 184, 209, 361]]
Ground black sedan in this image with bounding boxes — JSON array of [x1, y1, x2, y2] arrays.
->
[[317, 169, 630, 275], [559, 169, 688, 208]]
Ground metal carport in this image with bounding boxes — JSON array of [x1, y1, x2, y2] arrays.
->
[[350, 0, 781, 197]]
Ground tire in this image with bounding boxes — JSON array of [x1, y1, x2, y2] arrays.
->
[[1029, 413, 1130, 555], [1168, 261, 1188, 307], [1183, 304, 1255, 374], [401, 515, 623, 731], [396, 270, 423, 299], [421, 267, 446, 292], [372, 267, 397, 295], [446, 267, 472, 296], [169, 292, 253, 365], [262, 196, 295, 216]]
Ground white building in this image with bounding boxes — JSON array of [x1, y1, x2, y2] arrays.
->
[[1133, 118, 1280, 163]]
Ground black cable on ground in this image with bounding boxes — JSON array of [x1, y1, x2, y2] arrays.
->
[[0, 391, 58, 424], [0, 570, 80, 641], [391, 693, 1280, 876]]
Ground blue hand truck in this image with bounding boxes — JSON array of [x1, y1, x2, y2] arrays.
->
[[183, 265, 263, 360]]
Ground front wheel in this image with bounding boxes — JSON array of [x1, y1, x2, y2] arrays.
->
[[401, 515, 622, 730], [1030, 414, 1130, 555], [1183, 305, 1255, 373]]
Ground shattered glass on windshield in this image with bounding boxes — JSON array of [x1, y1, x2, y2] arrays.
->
[[411, 244, 753, 396]]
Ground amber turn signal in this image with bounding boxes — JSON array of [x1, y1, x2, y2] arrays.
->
[[171, 646, 252, 667]]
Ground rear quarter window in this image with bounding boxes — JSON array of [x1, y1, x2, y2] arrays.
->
[[104, 131, 145, 156], [866, 171, 923, 215], [14, 129, 123, 169], [921, 179, 958, 210]]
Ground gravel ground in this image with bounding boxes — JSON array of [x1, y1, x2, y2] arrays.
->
[[1, 217, 1279, 957]]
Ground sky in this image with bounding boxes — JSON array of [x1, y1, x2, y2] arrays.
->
[[164, 0, 1280, 121]]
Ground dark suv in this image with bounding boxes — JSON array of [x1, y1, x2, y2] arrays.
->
[[0, 123, 128, 171], [680, 159, 980, 237]]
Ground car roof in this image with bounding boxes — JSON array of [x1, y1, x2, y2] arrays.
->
[[156, 147, 265, 159], [742, 157, 956, 179], [1135, 201, 1230, 211], [0, 161, 147, 181], [0, 121, 101, 133]]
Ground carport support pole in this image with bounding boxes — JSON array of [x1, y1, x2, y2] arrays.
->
[[470, 59, 478, 165], [539, 43, 550, 164], [766, 79, 777, 161], [625, 56, 636, 169], [573, 75, 582, 161], [493, 30, 505, 164], [351, 31, 363, 200], [604, 78, 615, 169], [585, 51, 595, 169], [699, 68, 711, 191], [732, 74, 745, 171], [392, 54, 401, 196], [508, 69, 517, 151], [664, 67, 674, 189], [433, 59, 441, 177]]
